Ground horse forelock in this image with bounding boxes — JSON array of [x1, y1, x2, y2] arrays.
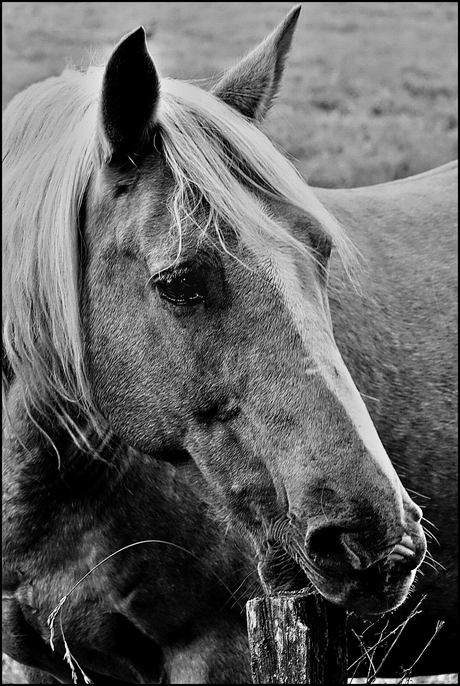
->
[[157, 78, 359, 277]]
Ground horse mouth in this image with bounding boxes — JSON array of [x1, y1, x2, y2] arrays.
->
[[258, 540, 421, 615], [258, 542, 312, 594]]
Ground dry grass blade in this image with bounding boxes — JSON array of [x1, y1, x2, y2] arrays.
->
[[47, 538, 245, 683]]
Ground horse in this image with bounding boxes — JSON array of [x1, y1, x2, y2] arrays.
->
[[3, 5, 457, 683]]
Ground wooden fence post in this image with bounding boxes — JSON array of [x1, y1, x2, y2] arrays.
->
[[246, 591, 348, 684]]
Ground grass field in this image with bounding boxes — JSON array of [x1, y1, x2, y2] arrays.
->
[[2, 2, 457, 188], [2, 2, 457, 684]]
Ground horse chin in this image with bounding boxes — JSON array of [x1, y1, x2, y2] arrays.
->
[[258, 543, 416, 615], [309, 563, 417, 616]]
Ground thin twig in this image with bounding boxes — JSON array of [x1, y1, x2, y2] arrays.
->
[[367, 597, 427, 683], [397, 620, 445, 684]]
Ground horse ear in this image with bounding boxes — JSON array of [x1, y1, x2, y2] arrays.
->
[[212, 5, 301, 122], [100, 27, 160, 153]]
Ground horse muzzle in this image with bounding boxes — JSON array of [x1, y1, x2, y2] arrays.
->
[[258, 515, 427, 615]]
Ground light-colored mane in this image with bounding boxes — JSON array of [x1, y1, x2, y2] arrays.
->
[[2, 63, 357, 445], [3, 69, 105, 447]]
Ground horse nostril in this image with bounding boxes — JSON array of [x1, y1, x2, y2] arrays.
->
[[305, 524, 398, 571], [306, 525, 359, 569], [340, 533, 389, 569]]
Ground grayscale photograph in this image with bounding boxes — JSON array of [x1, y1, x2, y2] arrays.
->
[[2, 3, 457, 684]]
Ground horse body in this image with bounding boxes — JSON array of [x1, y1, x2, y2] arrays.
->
[[3, 6, 457, 683]]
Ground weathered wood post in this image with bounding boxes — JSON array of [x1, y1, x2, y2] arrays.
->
[[246, 591, 348, 684]]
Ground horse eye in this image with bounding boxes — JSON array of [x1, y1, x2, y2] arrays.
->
[[155, 268, 206, 306]]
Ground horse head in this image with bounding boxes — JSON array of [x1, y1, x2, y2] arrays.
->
[[76, 7, 426, 615]]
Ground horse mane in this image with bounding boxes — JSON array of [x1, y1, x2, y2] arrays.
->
[[2, 68, 106, 449], [2, 63, 358, 448]]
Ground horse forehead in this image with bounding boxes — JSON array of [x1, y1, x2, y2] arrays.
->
[[263, 248, 327, 344], [90, 163, 172, 252]]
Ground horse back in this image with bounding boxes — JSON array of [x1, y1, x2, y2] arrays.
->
[[316, 160, 457, 259]]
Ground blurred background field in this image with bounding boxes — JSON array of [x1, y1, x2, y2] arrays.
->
[[2, 1, 457, 189], [2, 2, 457, 684]]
